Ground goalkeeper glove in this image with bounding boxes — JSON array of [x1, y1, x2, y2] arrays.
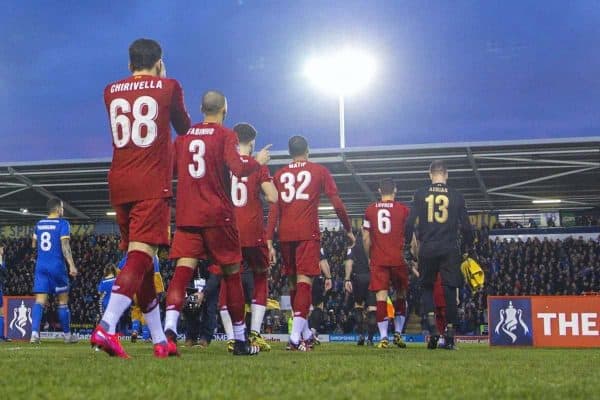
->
[[404, 248, 416, 265]]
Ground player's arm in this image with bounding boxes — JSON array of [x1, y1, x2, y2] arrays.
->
[[265, 202, 279, 266], [323, 168, 355, 247], [170, 81, 191, 135], [404, 192, 419, 264], [320, 258, 332, 292], [344, 257, 353, 293], [31, 233, 37, 249], [261, 181, 278, 204], [458, 194, 475, 256], [409, 234, 420, 277], [61, 238, 78, 277], [224, 132, 269, 177]]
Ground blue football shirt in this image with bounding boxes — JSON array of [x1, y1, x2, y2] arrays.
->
[[34, 218, 70, 269]]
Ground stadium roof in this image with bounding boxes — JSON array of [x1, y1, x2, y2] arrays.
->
[[0, 137, 598, 225]]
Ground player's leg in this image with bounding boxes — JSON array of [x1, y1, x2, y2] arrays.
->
[[130, 304, 142, 342], [288, 240, 319, 351], [207, 226, 258, 355], [245, 247, 271, 351], [56, 290, 77, 343], [164, 258, 197, 338], [391, 266, 408, 348], [433, 273, 447, 339], [351, 272, 366, 345], [0, 295, 4, 341], [419, 251, 441, 349], [369, 265, 390, 348], [438, 250, 462, 350], [31, 267, 49, 344], [218, 281, 235, 351]]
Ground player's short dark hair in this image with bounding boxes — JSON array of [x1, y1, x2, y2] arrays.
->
[[233, 123, 257, 144], [379, 178, 396, 195], [288, 135, 309, 157], [47, 198, 62, 213], [201, 90, 227, 115], [129, 38, 162, 72], [429, 160, 447, 175], [104, 263, 117, 277]]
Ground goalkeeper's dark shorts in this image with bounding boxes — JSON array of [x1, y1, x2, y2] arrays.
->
[[352, 273, 375, 307], [418, 245, 462, 288]]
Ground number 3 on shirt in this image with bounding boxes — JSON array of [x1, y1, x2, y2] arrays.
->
[[110, 96, 158, 148], [188, 139, 206, 178], [280, 171, 311, 203], [425, 194, 449, 223]]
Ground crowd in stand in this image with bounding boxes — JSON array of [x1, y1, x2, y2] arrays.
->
[[1, 228, 599, 335]]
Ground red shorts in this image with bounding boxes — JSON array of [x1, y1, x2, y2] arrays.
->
[[169, 226, 242, 265], [369, 265, 409, 292], [114, 198, 170, 250], [242, 246, 269, 272], [433, 274, 446, 307], [280, 240, 320, 277]]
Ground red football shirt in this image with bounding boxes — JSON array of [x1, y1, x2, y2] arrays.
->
[[363, 200, 410, 267], [104, 75, 190, 205], [232, 156, 272, 247], [266, 160, 351, 242], [174, 122, 260, 228]]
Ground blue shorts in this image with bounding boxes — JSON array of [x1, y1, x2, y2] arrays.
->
[[33, 264, 69, 295]]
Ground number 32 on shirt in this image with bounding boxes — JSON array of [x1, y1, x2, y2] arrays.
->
[[280, 171, 311, 203]]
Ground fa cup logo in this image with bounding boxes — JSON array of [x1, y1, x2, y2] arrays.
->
[[9, 301, 33, 337], [494, 301, 530, 343]]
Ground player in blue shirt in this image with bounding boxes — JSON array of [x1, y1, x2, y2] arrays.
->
[[0, 245, 8, 341], [98, 264, 118, 315], [117, 254, 164, 342], [30, 198, 79, 344]]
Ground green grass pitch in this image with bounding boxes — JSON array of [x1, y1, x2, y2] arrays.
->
[[0, 341, 598, 399]]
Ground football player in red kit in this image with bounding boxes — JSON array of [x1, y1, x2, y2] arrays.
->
[[229, 123, 277, 351], [362, 179, 410, 349], [163, 91, 271, 356], [92, 38, 191, 359], [266, 136, 355, 351]]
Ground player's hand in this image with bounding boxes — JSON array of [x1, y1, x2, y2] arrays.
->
[[346, 231, 356, 248], [344, 280, 353, 293], [255, 144, 272, 165], [410, 264, 420, 278], [268, 245, 277, 266], [324, 278, 333, 292], [69, 266, 78, 277]]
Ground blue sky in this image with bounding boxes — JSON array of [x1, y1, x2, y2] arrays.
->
[[1, 0, 599, 161]]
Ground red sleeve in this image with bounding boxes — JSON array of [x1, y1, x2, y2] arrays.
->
[[170, 80, 191, 135], [224, 131, 260, 177], [322, 166, 351, 231], [265, 201, 279, 240], [363, 206, 373, 232], [258, 165, 272, 184]]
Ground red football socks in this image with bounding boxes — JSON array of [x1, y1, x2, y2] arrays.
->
[[112, 250, 153, 299], [137, 268, 158, 312], [224, 272, 245, 324], [252, 271, 268, 306], [165, 266, 195, 312], [293, 282, 311, 319], [394, 298, 406, 317], [376, 301, 388, 323]]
